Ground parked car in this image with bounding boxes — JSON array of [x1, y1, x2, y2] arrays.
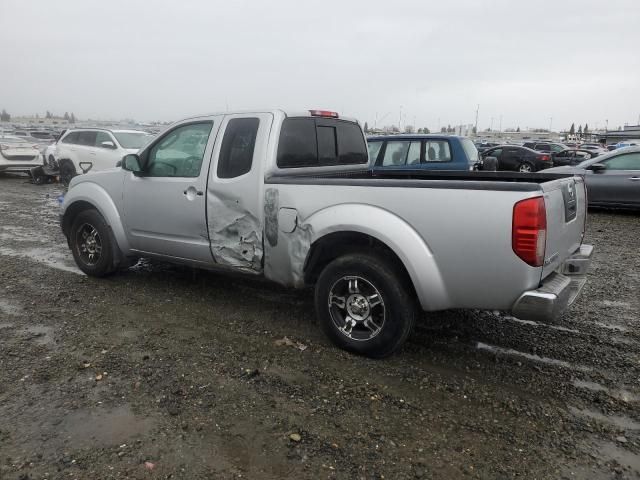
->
[[368, 135, 480, 171], [578, 144, 608, 156], [552, 149, 597, 167], [474, 141, 501, 154], [52, 128, 152, 185], [546, 146, 640, 209], [0, 135, 43, 174], [522, 142, 569, 154], [615, 140, 640, 149], [481, 145, 553, 172], [61, 109, 593, 357]]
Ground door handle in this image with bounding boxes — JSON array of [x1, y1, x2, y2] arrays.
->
[[183, 187, 204, 198], [629, 177, 640, 181]]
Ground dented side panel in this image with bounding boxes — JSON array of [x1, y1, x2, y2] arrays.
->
[[206, 112, 275, 274]]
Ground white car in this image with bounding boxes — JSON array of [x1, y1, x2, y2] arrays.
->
[[55, 128, 152, 185], [0, 135, 43, 174]]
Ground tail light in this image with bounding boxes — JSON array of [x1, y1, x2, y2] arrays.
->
[[540, 154, 550, 161], [512, 196, 546, 267], [309, 109, 339, 118]]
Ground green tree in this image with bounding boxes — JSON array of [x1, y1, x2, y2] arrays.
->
[[583, 123, 589, 135], [569, 123, 575, 135], [440, 126, 446, 133], [577, 125, 583, 135], [64, 112, 70, 121], [472, 126, 477, 135], [424, 127, 430, 134], [70, 113, 76, 123], [0, 109, 10, 122], [364, 122, 369, 133], [516, 126, 520, 132]]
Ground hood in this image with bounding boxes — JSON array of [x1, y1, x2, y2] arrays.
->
[[68, 166, 124, 189]]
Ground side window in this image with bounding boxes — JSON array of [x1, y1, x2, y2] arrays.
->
[[217, 118, 259, 179], [95, 131, 113, 148], [77, 131, 97, 147], [407, 141, 421, 165], [146, 122, 213, 178], [367, 141, 383, 164], [381, 141, 411, 166], [604, 153, 640, 170], [62, 132, 79, 144], [488, 148, 502, 158], [424, 140, 451, 162]]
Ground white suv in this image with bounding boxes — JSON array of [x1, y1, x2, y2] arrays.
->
[[56, 128, 152, 185]]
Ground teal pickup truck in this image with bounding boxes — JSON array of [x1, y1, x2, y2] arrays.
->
[[368, 134, 480, 171]]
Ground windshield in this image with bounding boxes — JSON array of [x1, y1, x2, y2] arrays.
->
[[113, 132, 152, 149], [460, 138, 479, 163]]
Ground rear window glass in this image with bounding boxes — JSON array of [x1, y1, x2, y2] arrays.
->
[[277, 118, 367, 168], [460, 138, 479, 163]]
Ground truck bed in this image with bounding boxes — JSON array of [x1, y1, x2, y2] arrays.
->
[[266, 169, 577, 192]]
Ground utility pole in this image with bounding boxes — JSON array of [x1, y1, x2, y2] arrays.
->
[[398, 105, 403, 131], [499, 115, 503, 135], [474, 104, 479, 137], [490, 117, 494, 132], [549, 117, 553, 132]]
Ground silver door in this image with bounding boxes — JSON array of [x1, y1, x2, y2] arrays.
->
[[587, 152, 640, 206], [207, 112, 274, 273], [122, 117, 222, 263]]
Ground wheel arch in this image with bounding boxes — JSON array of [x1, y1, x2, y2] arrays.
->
[[61, 183, 130, 254], [302, 204, 450, 311]]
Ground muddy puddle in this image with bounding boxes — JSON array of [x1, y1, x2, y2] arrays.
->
[[19, 325, 55, 345], [0, 246, 82, 275], [476, 341, 591, 372], [569, 406, 640, 431], [59, 405, 157, 448], [573, 379, 639, 403]]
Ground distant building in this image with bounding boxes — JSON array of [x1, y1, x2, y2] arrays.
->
[[595, 125, 640, 144]]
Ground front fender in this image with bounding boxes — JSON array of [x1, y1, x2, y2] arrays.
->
[[305, 204, 449, 311], [62, 182, 130, 253]]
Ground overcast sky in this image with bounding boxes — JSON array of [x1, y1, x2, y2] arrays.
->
[[1, 0, 639, 130]]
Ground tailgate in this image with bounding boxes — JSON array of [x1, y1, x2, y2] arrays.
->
[[540, 175, 586, 278]]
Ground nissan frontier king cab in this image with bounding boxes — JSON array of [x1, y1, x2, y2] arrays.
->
[[61, 109, 593, 357]]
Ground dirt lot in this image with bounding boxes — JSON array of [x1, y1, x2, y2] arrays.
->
[[0, 173, 639, 480]]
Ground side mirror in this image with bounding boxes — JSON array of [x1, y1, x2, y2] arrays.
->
[[588, 163, 606, 172], [122, 154, 142, 174], [101, 141, 116, 149]]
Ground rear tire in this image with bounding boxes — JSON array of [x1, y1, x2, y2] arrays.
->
[[69, 209, 115, 277], [314, 253, 418, 358], [518, 162, 535, 173]]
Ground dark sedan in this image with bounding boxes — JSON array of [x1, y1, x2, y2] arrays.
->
[[481, 145, 553, 172], [552, 149, 598, 167], [546, 146, 640, 209]]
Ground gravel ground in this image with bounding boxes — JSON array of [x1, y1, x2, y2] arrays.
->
[[0, 173, 639, 480]]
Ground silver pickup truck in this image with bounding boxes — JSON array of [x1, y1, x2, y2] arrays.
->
[[61, 109, 593, 357]]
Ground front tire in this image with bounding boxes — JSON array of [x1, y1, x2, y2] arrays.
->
[[59, 160, 77, 187], [69, 209, 114, 277], [315, 253, 418, 358]]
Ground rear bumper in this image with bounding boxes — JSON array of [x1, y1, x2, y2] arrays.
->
[[511, 244, 593, 322]]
